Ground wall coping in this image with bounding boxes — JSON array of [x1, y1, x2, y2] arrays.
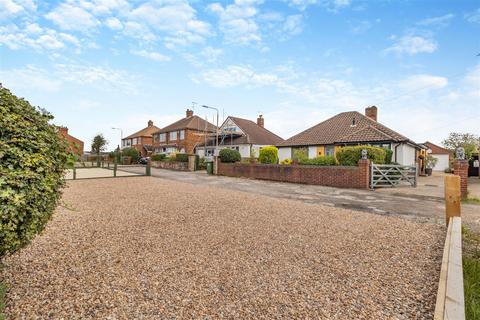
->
[[219, 162, 360, 169]]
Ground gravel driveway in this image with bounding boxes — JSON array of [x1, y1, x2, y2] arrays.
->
[[2, 177, 444, 319]]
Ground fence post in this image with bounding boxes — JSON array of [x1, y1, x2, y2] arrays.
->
[[146, 160, 151, 176], [114, 161, 117, 177], [73, 167, 76, 180], [445, 175, 461, 226]]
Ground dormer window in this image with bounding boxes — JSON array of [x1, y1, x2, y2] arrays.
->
[[350, 117, 357, 127]]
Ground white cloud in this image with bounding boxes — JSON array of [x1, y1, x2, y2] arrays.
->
[[0, 65, 62, 92], [465, 8, 480, 24], [207, 0, 262, 45], [0, 0, 36, 19], [288, 0, 351, 11], [0, 23, 80, 50], [350, 20, 371, 35], [193, 65, 279, 88], [105, 17, 122, 30], [45, 3, 99, 32], [283, 14, 303, 36], [201, 46, 223, 62], [417, 14, 454, 27], [384, 35, 437, 55], [131, 49, 171, 62], [399, 74, 448, 92], [123, 21, 156, 41]]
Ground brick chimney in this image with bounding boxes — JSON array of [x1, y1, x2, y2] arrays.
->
[[186, 109, 193, 118], [58, 126, 68, 135], [365, 106, 377, 121], [148, 120, 153, 127], [257, 114, 264, 128]]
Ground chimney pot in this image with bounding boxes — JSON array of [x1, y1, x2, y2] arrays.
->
[[365, 106, 378, 121], [186, 109, 193, 118], [58, 126, 68, 135], [148, 120, 153, 127], [257, 115, 264, 127]]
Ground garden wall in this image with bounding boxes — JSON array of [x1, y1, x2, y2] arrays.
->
[[216, 159, 370, 189], [152, 161, 189, 171]]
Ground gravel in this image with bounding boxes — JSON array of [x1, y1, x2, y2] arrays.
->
[[2, 176, 445, 319]]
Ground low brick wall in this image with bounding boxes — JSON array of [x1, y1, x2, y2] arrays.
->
[[217, 159, 370, 189], [151, 161, 189, 171]]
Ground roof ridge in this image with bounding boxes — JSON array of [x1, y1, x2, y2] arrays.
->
[[337, 124, 392, 142]]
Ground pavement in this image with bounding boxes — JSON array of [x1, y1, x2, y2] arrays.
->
[[118, 167, 480, 229]]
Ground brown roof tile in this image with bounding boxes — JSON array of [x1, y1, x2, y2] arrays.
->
[[278, 111, 411, 147], [424, 141, 452, 155], [125, 123, 160, 139], [155, 115, 216, 134]]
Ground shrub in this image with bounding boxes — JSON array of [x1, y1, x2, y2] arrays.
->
[[175, 153, 189, 162], [336, 145, 386, 166], [426, 155, 438, 169], [385, 148, 393, 164], [198, 157, 207, 170], [0, 86, 69, 256], [280, 158, 293, 165], [299, 155, 337, 166], [151, 153, 166, 161], [219, 149, 241, 163], [259, 146, 279, 164], [121, 147, 140, 162]]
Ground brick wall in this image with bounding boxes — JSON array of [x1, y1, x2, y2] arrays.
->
[[58, 127, 84, 155], [453, 159, 469, 198], [152, 129, 210, 154], [217, 159, 370, 189]]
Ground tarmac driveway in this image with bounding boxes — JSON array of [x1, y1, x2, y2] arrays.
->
[[119, 167, 480, 228]]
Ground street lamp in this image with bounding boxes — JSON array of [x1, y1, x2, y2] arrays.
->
[[201, 105, 219, 156], [111, 127, 123, 150]]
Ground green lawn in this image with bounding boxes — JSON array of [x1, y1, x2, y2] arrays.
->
[[462, 196, 480, 205], [463, 226, 480, 320], [0, 280, 5, 320]]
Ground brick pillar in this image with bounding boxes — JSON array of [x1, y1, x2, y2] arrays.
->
[[453, 159, 469, 199], [358, 159, 371, 189]]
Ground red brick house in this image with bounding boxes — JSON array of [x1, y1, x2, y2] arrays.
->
[[57, 127, 84, 156], [152, 109, 216, 154], [122, 120, 160, 157]]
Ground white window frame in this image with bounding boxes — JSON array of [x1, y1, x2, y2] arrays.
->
[[170, 131, 177, 141], [180, 130, 185, 140], [159, 133, 166, 142]]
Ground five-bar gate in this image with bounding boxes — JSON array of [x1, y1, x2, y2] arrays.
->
[[370, 163, 417, 188]]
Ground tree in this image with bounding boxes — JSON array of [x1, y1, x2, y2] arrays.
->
[[91, 134, 108, 156], [442, 132, 479, 160]]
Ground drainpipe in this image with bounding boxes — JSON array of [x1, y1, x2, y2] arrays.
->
[[393, 143, 400, 163]]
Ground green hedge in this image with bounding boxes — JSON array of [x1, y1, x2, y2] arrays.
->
[[0, 86, 69, 256], [336, 145, 386, 166], [219, 149, 241, 163], [175, 153, 189, 162], [299, 155, 337, 166], [121, 147, 139, 162], [259, 146, 279, 164], [151, 153, 166, 161]]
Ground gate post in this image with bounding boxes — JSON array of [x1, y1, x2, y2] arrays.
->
[[358, 158, 370, 189], [445, 175, 461, 225], [453, 148, 469, 199], [146, 159, 151, 176]]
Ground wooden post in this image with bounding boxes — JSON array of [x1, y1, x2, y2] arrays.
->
[[114, 162, 117, 177], [146, 160, 151, 176], [445, 175, 461, 225], [73, 167, 76, 180]]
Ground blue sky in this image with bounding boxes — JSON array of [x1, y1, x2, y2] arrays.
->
[[1, 0, 479, 150]]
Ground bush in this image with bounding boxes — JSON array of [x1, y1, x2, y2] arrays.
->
[[198, 157, 207, 170], [385, 149, 393, 164], [299, 155, 337, 166], [336, 145, 386, 166], [280, 158, 293, 165], [151, 153, 166, 161], [122, 147, 140, 162], [175, 153, 189, 162], [219, 149, 241, 163], [0, 86, 69, 256], [259, 146, 279, 164]]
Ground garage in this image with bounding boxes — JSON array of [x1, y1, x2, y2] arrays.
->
[[424, 141, 452, 172]]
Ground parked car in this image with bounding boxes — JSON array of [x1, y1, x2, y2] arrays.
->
[[138, 157, 150, 164]]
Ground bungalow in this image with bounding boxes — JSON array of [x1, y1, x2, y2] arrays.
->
[[423, 141, 452, 171], [196, 115, 284, 158], [277, 106, 421, 166], [122, 120, 160, 157], [152, 109, 216, 154]]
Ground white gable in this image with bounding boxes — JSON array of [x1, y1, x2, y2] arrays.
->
[[220, 118, 244, 135]]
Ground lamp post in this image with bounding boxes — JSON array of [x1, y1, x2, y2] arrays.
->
[[111, 127, 123, 149], [201, 105, 219, 156]]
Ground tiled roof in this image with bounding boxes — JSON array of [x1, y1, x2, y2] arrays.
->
[[278, 111, 411, 147], [155, 115, 216, 134], [125, 125, 160, 139], [424, 141, 451, 155]]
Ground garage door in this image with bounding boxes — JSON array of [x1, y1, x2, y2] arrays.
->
[[433, 154, 449, 171]]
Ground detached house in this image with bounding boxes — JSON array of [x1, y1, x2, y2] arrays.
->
[[152, 109, 216, 154], [196, 115, 284, 158], [277, 106, 421, 166], [122, 120, 160, 157], [57, 126, 84, 156]]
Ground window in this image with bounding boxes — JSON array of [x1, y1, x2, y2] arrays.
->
[[122, 140, 125, 147], [127, 139, 131, 146], [159, 133, 166, 142], [170, 131, 177, 140], [180, 130, 185, 140], [153, 134, 158, 142], [325, 146, 335, 156], [132, 138, 137, 145]]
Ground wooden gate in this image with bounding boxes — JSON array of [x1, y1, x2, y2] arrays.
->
[[371, 163, 417, 188]]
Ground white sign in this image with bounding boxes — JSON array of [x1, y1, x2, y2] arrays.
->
[[474, 160, 479, 168]]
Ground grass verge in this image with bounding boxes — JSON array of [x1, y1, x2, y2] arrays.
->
[[462, 196, 480, 205], [0, 280, 5, 320], [463, 226, 480, 320]]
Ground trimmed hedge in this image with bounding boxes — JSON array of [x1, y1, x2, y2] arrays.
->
[[385, 148, 393, 164], [122, 147, 139, 162], [299, 155, 337, 166], [0, 86, 69, 256], [175, 153, 189, 163], [151, 153, 166, 161], [259, 146, 279, 164], [336, 145, 386, 166], [219, 149, 241, 163]]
